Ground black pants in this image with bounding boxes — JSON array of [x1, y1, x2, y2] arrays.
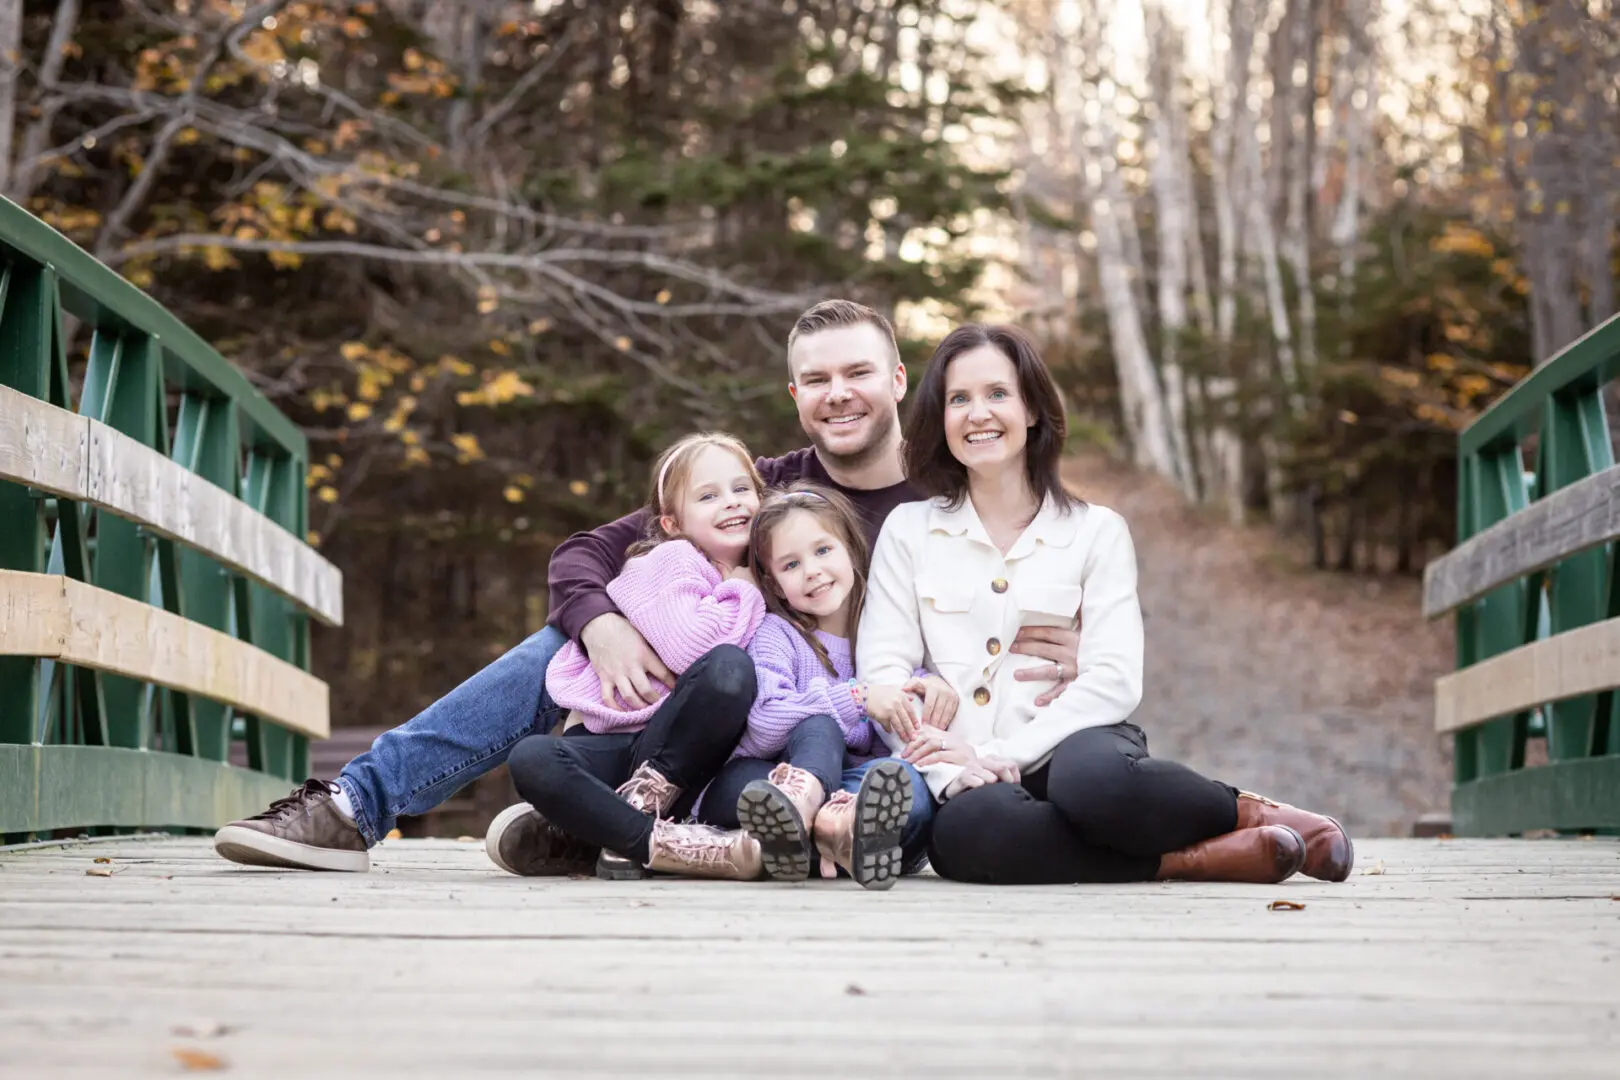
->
[[926, 722, 1240, 885], [506, 645, 755, 864], [694, 713, 846, 830]]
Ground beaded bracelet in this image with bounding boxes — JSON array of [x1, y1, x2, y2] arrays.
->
[[847, 679, 868, 717]]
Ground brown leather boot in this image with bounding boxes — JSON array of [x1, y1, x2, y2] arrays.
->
[[644, 819, 763, 880], [1235, 791, 1354, 882], [1157, 824, 1306, 883], [737, 763, 826, 882], [598, 762, 683, 881]]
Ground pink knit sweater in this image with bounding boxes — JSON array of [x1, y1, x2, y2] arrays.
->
[[545, 539, 766, 734]]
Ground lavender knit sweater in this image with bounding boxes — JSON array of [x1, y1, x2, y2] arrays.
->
[[545, 539, 766, 734], [734, 615, 875, 760]]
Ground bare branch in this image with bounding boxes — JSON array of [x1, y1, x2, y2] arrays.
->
[[8, 0, 82, 202], [466, 22, 579, 143]]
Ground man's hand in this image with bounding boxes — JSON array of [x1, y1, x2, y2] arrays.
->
[[942, 760, 1006, 801], [901, 725, 976, 769], [863, 683, 921, 743], [1011, 623, 1082, 706], [902, 673, 959, 729], [579, 613, 675, 711]]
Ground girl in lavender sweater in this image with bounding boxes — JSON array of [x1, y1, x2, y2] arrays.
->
[[490, 432, 771, 882], [695, 483, 957, 890]]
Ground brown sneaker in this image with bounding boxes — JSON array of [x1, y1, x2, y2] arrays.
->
[[485, 802, 597, 877], [213, 779, 369, 872], [598, 762, 683, 881], [810, 760, 912, 891], [1236, 791, 1354, 882], [1156, 824, 1306, 884], [737, 763, 826, 882], [644, 819, 762, 880]]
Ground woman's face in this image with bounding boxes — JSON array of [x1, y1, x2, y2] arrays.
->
[[942, 343, 1031, 477]]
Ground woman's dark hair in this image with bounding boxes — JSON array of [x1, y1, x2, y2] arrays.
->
[[902, 323, 1078, 512]]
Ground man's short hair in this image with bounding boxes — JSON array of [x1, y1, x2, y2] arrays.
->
[[786, 299, 901, 375]]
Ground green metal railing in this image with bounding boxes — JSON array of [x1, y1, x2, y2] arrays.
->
[[0, 195, 334, 842], [1437, 311, 1620, 835]]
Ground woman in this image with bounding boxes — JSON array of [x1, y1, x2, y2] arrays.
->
[[856, 324, 1352, 885]]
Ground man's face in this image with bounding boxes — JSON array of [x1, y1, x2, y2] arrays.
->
[[787, 323, 906, 470]]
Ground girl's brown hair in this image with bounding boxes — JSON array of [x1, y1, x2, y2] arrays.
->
[[748, 481, 872, 677], [626, 432, 764, 557]]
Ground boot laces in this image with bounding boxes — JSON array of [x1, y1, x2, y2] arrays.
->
[[658, 822, 738, 869], [617, 763, 678, 816], [767, 763, 816, 804]]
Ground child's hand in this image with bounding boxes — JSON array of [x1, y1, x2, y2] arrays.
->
[[862, 683, 920, 743], [902, 674, 958, 729]]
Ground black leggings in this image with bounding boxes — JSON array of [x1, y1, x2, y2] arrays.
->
[[926, 722, 1240, 884], [506, 645, 755, 863]]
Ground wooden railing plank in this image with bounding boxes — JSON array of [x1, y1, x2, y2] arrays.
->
[[0, 385, 342, 626], [1423, 463, 1620, 618], [1434, 615, 1620, 735], [0, 570, 329, 740]]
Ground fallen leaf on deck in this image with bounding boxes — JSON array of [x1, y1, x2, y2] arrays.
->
[[844, 984, 867, 996], [1361, 860, 1386, 876], [171, 1047, 228, 1070], [1267, 900, 1306, 911], [93, 856, 112, 864], [85, 867, 116, 877]]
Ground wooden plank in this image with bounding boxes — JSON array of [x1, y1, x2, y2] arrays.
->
[[0, 837, 1617, 1078], [1451, 755, 1620, 834], [0, 744, 296, 833], [1434, 615, 1620, 735], [0, 386, 342, 626], [0, 383, 87, 498], [0, 570, 328, 739], [1423, 463, 1620, 618]]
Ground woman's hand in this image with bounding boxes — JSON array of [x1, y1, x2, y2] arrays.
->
[[902, 674, 959, 729], [862, 683, 922, 742], [976, 754, 1021, 785], [901, 725, 976, 768], [941, 760, 1007, 801]]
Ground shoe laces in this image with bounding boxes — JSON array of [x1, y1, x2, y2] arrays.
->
[[656, 822, 740, 869], [617, 763, 679, 816], [250, 778, 334, 822], [767, 763, 817, 804]]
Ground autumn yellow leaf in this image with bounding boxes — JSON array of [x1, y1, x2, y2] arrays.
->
[[528, 318, 552, 334], [614, 336, 632, 351], [327, 454, 343, 469], [340, 341, 368, 362], [569, 480, 590, 496], [346, 402, 373, 421], [201, 246, 235, 272], [439, 354, 474, 376], [306, 530, 322, 547], [400, 430, 421, 446], [317, 485, 339, 504], [450, 433, 484, 461], [477, 284, 498, 314], [404, 446, 430, 466], [489, 339, 511, 356], [655, 289, 672, 304], [503, 486, 524, 503], [305, 464, 332, 487]]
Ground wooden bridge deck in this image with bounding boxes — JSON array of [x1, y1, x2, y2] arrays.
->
[[2, 836, 1618, 1078]]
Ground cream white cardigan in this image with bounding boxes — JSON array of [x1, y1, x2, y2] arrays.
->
[[856, 495, 1144, 799]]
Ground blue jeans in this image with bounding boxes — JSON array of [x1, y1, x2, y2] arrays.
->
[[337, 625, 569, 846], [698, 745, 936, 869]]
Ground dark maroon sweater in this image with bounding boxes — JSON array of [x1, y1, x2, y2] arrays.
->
[[546, 447, 919, 642]]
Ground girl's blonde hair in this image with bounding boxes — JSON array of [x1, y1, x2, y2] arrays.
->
[[627, 432, 764, 556], [747, 481, 871, 676]]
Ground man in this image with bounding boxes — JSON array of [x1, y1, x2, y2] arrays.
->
[[213, 300, 1084, 872]]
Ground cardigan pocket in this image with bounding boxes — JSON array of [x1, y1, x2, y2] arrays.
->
[[1016, 583, 1084, 629], [916, 576, 977, 666]]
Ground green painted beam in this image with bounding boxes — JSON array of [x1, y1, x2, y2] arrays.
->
[[0, 196, 305, 457], [0, 744, 295, 834], [1460, 311, 1620, 457], [1450, 755, 1620, 835]]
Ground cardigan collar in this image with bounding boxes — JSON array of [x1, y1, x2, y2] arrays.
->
[[928, 494, 1082, 560]]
